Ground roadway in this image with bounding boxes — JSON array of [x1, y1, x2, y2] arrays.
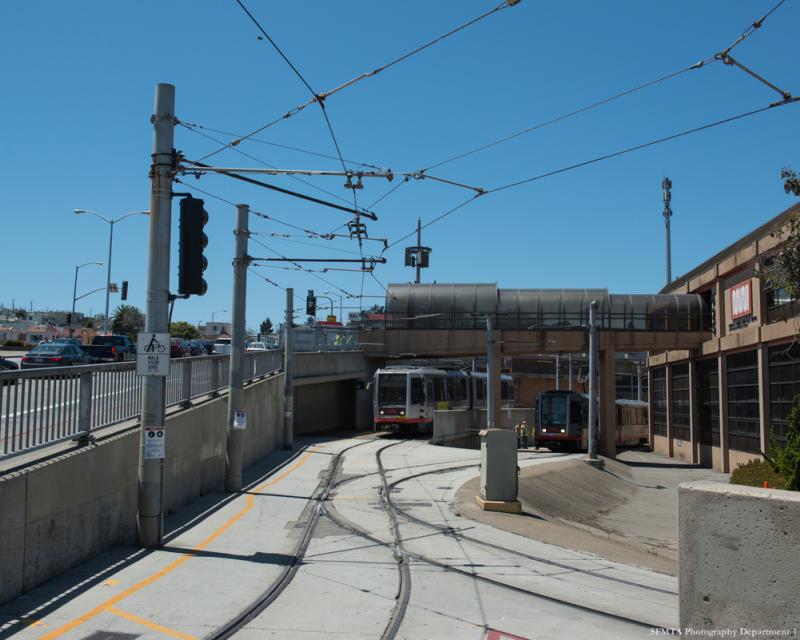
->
[[0, 434, 676, 639]]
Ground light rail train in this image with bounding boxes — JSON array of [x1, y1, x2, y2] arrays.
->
[[535, 389, 648, 451], [373, 366, 515, 434]]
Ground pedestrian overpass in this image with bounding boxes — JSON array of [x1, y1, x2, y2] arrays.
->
[[359, 284, 711, 457]]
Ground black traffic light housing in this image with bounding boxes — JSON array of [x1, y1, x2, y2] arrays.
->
[[306, 289, 316, 316], [66, 313, 72, 325], [121, 280, 128, 301], [178, 197, 209, 296]]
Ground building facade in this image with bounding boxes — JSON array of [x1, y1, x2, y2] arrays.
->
[[648, 202, 800, 472]]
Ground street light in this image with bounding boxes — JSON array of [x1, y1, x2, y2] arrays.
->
[[316, 295, 334, 318], [74, 208, 149, 334], [71, 261, 104, 336], [322, 291, 344, 321], [211, 309, 227, 335]]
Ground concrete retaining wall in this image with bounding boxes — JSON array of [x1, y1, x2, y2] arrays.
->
[[679, 481, 800, 632], [432, 408, 534, 445], [0, 373, 284, 606]]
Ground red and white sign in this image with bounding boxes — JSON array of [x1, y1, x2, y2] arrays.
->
[[730, 281, 752, 320]]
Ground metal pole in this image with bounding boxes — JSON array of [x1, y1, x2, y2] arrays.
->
[[662, 177, 672, 286], [104, 221, 114, 333], [486, 315, 495, 429], [588, 301, 598, 460], [283, 288, 294, 450], [71, 266, 79, 337], [555, 354, 561, 391], [137, 82, 175, 547], [568, 354, 573, 391], [637, 364, 643, 402], [225, 204, 249, 492], [415, 218, 421, 284]]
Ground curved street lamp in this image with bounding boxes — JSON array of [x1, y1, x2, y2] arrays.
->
[[74, 208, 149, 334], [211, 309, 228, 335], [71, 261, 104, 336]]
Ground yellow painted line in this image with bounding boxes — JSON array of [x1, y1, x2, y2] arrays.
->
[[102, 579, 119, 587], [107, 607, 197, 640], [38, 451, 314, 640]]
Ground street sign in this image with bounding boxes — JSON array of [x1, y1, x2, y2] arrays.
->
[[136, 332, 170, 376], [144, 426, 165, 459], [233, 410, 247, 430]]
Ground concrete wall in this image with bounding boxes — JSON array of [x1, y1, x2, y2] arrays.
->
[[432, 408, 534, 446], [679, 481, 800, 632], [0, 373, 284, 606]]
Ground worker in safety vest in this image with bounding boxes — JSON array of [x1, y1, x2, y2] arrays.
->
[[514, 422, 523, 449], [520, 420, 530, 449]]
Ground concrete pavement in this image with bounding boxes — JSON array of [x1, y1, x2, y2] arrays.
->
[[0, 434, 678, 639]]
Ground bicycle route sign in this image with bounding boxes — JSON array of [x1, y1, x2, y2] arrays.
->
[[136, 332, 171, 377]]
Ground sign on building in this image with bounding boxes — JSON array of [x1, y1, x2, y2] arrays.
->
[[730, 281, 752, 320]]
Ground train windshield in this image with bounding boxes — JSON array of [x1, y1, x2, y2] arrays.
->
[[378, 374, 407, 405], [540, 394, 568, 426]]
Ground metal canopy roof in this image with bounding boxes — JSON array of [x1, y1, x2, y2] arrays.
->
[[385, 284, 709, 332]]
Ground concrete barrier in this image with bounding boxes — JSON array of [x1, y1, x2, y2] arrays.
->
[[679, 481, 800, 632], [0, 373, 284, 606], [432, 408, 534, 446]]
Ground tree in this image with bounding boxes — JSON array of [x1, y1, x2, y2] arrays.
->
[[169, 321, 202, 340], [762, 168, 800, 299], [769, 400, 800, 491], [83, 317, 94, 328], [15, 309, 27, 320], [260, 317, 273, 334], [782, 167, 800, 197], [110, 304, 145, 339]]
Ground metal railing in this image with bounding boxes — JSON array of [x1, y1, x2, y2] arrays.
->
[[278, 325, 360, 352], [0, 350, 283, 460]]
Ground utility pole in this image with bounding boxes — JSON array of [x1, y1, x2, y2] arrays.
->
[[555, 354, 561, 391], [587, 301, 599, 462], [486, 315, 496, 429], [225, 204, 250, 492], [637, 363, 643, 402], [138, 82, 175, 547], [662, 177, 673, 286], [568, 353, 573, 391], [283, 288, 294, 450], [415, 218, 421, 284]]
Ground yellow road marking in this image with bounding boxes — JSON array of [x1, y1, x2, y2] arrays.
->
[[107, 607, 197, 640], [102, 579, 119, 587], [38, 451, 314, 640]]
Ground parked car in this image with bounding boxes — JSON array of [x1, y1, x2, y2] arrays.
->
[[201, 340, 215, 355], [213, 338, 232, 354], [246, 341, 268, 352], [21, 344, 92, 368], [0, 355, 19, 385], [170, 338, 189, 358], [81, 335, 136, 362], [186, 339, 206, 356]]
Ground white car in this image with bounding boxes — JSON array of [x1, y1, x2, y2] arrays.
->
[[213, 338, 232, 354], [245, 341, 267, 352]]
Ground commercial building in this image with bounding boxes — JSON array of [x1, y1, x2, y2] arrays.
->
[[648, 201, 800, 472]]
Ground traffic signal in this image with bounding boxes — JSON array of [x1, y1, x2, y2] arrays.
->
[[178, 197, 209, 296], [121, 280, 128, 301], [306, 289, 316, 316], [66, 313, 72, 325]]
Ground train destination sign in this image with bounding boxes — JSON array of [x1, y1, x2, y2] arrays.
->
[[137, 332, 171, 376]]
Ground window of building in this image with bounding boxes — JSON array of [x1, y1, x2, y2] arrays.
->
[[727, 350, 760, 453], [671, 364, 690, 441], [768, 343, 800, 446], [652, 368, 667, 437], [700, 288, 716, 336], [766, 286, 799, 324], [697, 358, 720, 446]]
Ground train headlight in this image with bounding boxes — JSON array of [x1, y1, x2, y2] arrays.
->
[[560, 428, 566, 433], [379, 410, 385, 415], [400, 410, 405, 416]]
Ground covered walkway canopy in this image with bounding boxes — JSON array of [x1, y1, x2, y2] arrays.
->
[[384, 284, 709, 332]]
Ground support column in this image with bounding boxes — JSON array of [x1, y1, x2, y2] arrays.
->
[[665, 362, 674, 458], [688, 358, 699, 464], [647, 365, 654, 448], [718, 353, 730, 473], [283, 288, 294, 450], [757, 345, 769, 455], [715, 278, 726, 338], [598, 348, 617, 459]]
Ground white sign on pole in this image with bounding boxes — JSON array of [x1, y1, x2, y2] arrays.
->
[[233, 410, 247, 430], [144, 426, 166, 459], [137, 332, 171, 376]]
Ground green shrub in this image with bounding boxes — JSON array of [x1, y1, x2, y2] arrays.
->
[[730, 459, 786, 490], [769, 400, 800, 491], [2, 339, 30, 348]]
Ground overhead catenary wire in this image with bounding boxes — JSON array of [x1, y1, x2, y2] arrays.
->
[[721, 0, 788, 57], [248, 267, 286, 290], [202, 0, 520, 161], [385, 97, 799, 251]]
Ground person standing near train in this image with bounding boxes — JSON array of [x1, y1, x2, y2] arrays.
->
[[520, 420, 530, 449]]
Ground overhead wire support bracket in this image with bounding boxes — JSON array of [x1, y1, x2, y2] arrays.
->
[[251, 257, 387, 264], [178, 165, 395, 182], [716, 53, 793, 101], [179, 158, 378, 221]]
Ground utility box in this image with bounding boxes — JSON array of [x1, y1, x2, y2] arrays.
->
[[476, 428, 521, 514]]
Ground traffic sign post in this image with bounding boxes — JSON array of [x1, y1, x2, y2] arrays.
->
[[137, 332, 171, 377]]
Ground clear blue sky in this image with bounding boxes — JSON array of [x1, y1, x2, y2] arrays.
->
[[1, 1, 797, 331]]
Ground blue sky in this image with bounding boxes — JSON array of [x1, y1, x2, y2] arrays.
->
[[1, 0, 797, 331]]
